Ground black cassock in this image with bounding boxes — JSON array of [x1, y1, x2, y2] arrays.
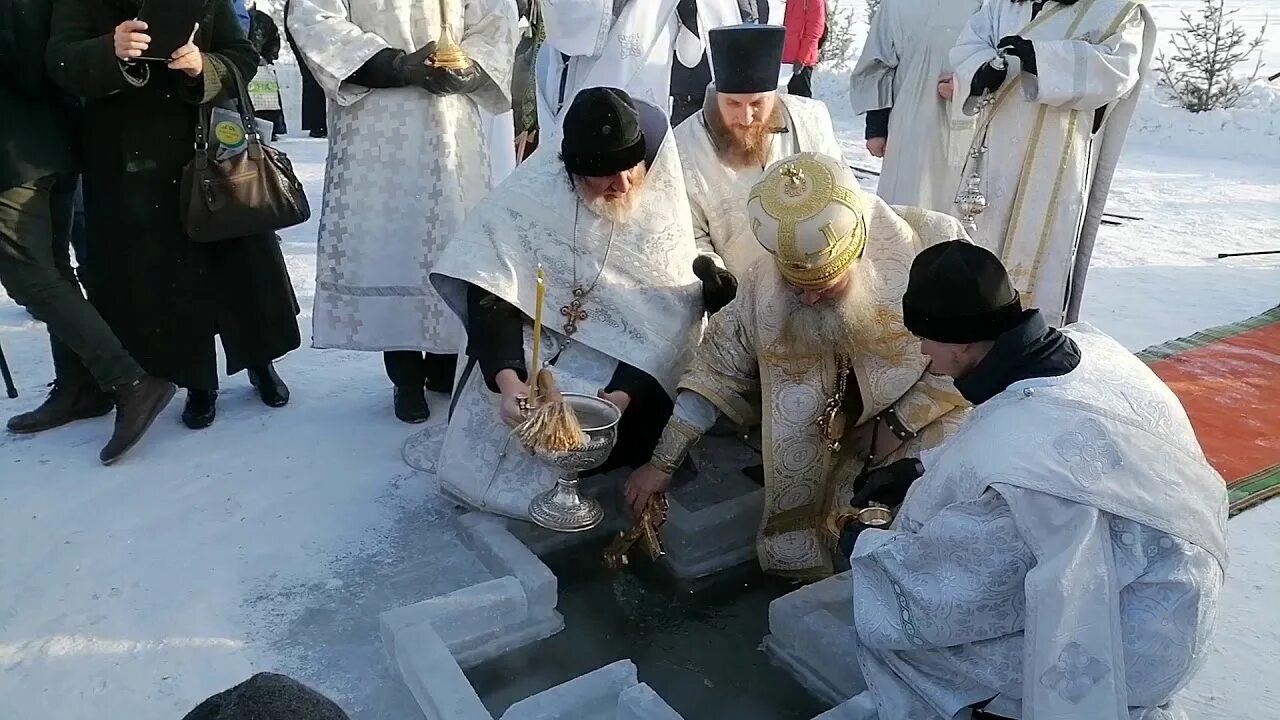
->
[[463, 285, 673, 474], [47, 0, 300, 391]]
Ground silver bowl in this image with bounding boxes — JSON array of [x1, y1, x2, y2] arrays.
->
[[527, 392, 622, 532]]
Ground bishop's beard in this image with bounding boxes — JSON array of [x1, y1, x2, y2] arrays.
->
[[705, 95, 784, 169], [572, 165, 649, 224], [774, 260, 881, 357]]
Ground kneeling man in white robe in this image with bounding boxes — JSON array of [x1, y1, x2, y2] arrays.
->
[[841, 241, 1226, 719], [430, 87, 711, 520], [950, 0, 1156, 326], [674, 24, 843, 278]]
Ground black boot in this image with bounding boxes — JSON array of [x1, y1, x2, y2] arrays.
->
[[248, 363, 290, 408], [422, 353, 457, 394], [393, 386, 430, 424], [182, 389, 218, 430], [99, 376, 177, 465], [6, 381, 113, 434]]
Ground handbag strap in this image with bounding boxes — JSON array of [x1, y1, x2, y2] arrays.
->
[[192, 57, 264, 152]]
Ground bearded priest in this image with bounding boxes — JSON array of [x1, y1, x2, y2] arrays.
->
[[674, 24, 843, 278], [624, 152, 971, 578], [430, 87, 710, 521]]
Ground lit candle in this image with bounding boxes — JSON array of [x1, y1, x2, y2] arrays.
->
[[528, 265, 545, 402]]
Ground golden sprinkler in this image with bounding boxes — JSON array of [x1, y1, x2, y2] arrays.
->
[[604, 494, 669, 569], [428, 0, 471, 70]]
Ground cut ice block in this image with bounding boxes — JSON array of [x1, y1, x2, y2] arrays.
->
[[382, 513, 567, 720], [764, 571, 866, 706], [380, 575, 563, 668], [616, 682, 684, 720], [659, 434, 763, 580], [386, 623, 491, 720], [460, 513, 558, 612], [499, 660, 639, 720]]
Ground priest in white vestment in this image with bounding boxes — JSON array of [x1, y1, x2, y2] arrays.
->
[[848, 0, 983, 211], [625, 153, 972, 578], [837, 241, 1227, 720], [675, 24, 844, 278], [289, 0, 517, 422], [431, 88, 712, 521], [534, 0, 741, 127], [950, 0, 1156, 326]]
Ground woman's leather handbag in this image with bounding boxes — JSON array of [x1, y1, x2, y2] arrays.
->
[[180, 61, 309, 243]]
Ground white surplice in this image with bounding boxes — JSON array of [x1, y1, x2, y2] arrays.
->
[[535, 0, 741, 126], [673, 92, 843, 276], [428, 125, 704, 520], [951, 0, 1155, 326], [289, 0, 517, 352], [848, 0, 983, 212], [849, 324, 1227, 720]]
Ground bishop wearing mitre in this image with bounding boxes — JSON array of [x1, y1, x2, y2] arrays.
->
[[430, 87, 712, 520], [674, 24, 843, 277], [625, 152, 971, 578]]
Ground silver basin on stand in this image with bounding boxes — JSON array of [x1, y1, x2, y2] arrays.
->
[[527, 392, 621, 533]]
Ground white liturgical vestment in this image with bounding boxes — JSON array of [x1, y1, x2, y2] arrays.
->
[[535, 0, 741, 126], [289, 0, 517, 352], [673, 93, 843, 277], [849, 324, 1227, 720], [429, 125, 703, 520], [848, 0, 983, 212], [951, 0, 1155, 326]]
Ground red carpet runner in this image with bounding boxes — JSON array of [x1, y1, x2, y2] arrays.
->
[[1138, 305, 1280, 515]]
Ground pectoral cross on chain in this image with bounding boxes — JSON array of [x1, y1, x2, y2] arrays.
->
[[560, 287, 589, 337]]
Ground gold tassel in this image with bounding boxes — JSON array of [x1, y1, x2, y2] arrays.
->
[[515, 368, 587, 453]]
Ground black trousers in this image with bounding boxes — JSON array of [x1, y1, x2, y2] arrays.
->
[[384, 351, 457, 392], [0, 174, 143, 390], [787, 65, 814, 98]]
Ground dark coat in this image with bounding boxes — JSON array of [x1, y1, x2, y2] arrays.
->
[[45, 0, 300, 390], [0, 0, 77, 190]]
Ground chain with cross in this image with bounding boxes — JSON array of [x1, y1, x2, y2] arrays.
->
[[560, 287, 589, 337]]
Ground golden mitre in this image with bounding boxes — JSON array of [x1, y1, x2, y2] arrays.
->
[[747, 152, 868, 289]]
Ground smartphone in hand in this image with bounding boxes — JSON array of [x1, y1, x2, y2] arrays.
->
[[136, 0, 204, 61]]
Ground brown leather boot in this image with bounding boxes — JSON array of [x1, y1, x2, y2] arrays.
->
[[6, 382, 113, 434], [99, 376, 176, 465]]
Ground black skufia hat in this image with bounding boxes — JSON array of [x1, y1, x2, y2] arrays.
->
[[902, 241, 1025, 344], [710, 24, 786, 94], [560, 86, 646, 177]]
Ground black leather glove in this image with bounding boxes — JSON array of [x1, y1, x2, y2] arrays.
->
[[421, 60, 486, 96], [997, 35, 1037, 75], [693, 255, 738, 314], [970, 61, 1009, 96], [348, 48, 410, 88], [850, 457, 925, 509]]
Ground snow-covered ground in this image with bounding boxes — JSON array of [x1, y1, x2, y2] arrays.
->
[[2, 4, 1278, 719]]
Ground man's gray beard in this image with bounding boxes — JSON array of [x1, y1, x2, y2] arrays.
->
[[574, 168, 648, 224], [775, 261, 881, 356]]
